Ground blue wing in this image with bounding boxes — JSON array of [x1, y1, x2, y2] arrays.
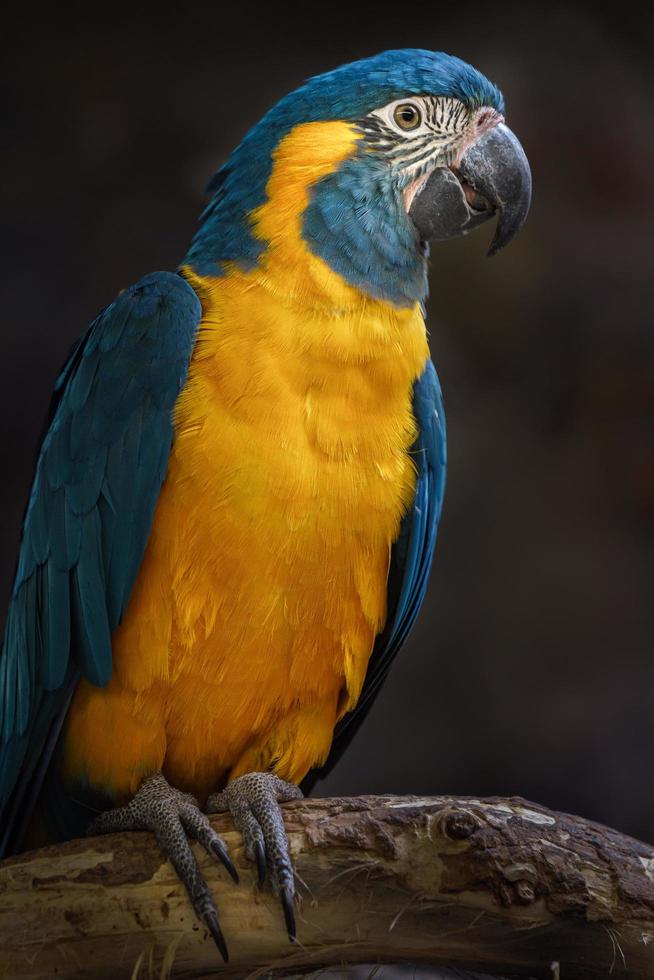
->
[[0, 272, 201, 856], [303, 358, 447, 790]]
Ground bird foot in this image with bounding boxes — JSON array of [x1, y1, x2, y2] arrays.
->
[[207, 772, 303, 940], [87, 772, 238, 962]]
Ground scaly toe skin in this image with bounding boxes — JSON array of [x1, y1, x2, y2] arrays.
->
[[207, 772, 303, 940], [87, 772, 236, 961], [178, 801, 240, 884]]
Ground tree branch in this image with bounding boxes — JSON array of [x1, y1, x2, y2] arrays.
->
[[1, 795, 653, 979]]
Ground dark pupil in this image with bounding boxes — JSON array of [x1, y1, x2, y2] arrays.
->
[[401, 108, 415, 122]]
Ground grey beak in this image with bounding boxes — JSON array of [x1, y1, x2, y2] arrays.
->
[[408, 123, 532, 256]]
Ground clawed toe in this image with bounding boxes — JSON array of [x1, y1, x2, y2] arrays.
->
[[179, 801, 240, 884], [279, 883, 296, 939], [87, 772, 237, 961], [207, 771, 303, 940], [199, 906, 229, 963], [87, 770, 302, 952]]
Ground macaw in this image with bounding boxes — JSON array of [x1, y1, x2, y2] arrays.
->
[[0, 49, 530, 958]]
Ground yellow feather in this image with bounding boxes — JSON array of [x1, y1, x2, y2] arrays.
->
[[62, 121, 430, 801]]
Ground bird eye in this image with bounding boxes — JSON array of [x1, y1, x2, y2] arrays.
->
[[393, 103, 422, 131]]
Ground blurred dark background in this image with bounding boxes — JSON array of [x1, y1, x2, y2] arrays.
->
[[2, 4, 653, 839]]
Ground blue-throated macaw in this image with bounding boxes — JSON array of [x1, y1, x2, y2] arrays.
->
[[0, 49, 530, 958]]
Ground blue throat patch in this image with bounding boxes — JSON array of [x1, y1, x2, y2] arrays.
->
[[183, 49, 504, 305], [303, 147, 429, 306]]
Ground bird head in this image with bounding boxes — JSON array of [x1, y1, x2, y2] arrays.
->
[[185, 49, 531, 307]]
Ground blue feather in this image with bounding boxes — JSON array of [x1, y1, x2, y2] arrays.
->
[[67, 348, 99, 411], [25, 482, 49, 567], [71, 511, 112, 688], [66, 447, 108, 516], [0, 271, 201, 855], [42, 564, 70, 690], [1, 635, 17, 742], [105, 408, 145, 625], [304, 157, 426, 306]]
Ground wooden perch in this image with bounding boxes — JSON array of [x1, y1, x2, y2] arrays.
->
[[1, 794, 654, 979]]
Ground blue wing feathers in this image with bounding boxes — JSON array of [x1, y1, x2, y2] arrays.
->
[[72, 511, 113, 687], [42, 564, 71, 690], [1, 636, 16, 742], [0, 271, 201, 856], [0, 668, 78, 857]]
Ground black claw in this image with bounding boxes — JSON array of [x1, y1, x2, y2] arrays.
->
[[211, 839, 239, 884], [254, 839, 266, 886], [280, 885, 296, 941], [203, 910, 229, 963]]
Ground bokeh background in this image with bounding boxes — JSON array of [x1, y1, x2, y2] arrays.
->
[[2, 4, 653, 840]]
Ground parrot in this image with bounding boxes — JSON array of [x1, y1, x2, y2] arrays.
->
[[0, 49, 531, 959]]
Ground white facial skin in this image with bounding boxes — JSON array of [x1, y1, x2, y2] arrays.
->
[[364, 96, 503, 210]]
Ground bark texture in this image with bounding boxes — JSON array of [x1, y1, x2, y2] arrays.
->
[[1, 794, 653, 979]]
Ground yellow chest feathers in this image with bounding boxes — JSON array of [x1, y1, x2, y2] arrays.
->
[[162, 119, 430, 676], [159, 257, 428, 690], [62, 121, 431, 796], [98, 123, 430, 791]]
